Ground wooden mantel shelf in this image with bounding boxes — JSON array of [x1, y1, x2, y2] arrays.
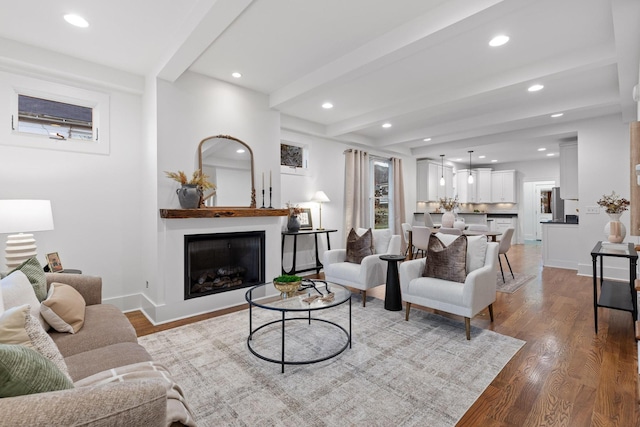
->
[[160, 207, 289, 219]]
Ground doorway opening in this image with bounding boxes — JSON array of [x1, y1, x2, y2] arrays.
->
[[523, 180, 555, 241]]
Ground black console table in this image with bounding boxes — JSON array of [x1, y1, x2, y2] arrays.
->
[[281, 229, 337, 275], [591, 241, 638, 335]]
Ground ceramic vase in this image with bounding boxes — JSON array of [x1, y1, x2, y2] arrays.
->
[[176, 184, 201, 209], [287, 215, 301, 232], [604, 212, 626, 243], [453, 217, 466, 231], [441, 210, 455, 228]]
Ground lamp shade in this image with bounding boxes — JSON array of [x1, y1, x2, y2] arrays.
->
[[0, 200, 54, 234], [311, 191, 330, 203]]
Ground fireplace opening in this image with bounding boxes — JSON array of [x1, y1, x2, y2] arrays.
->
[[184, 231, 265, 300]]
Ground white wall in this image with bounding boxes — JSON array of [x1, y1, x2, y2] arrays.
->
[[576, 114, 633, 278], [149, 71, 282, 323], [0, 56, 146, 303], [279, 129, 415, 273]]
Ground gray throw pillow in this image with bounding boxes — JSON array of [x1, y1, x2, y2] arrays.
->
[[346, 228, 374, 264], [423, 234, 468, 283]]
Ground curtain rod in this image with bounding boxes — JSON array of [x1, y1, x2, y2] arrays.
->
[[343, 149, 392, 161]]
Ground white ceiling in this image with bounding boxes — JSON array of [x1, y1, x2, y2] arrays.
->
[[1, 0, 638, 165]]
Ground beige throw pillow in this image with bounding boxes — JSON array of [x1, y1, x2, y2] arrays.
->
[[40, 283, 86, 334], [346, 228, 374, 264], [0, 304, 71, 381], [423, 234, 468, 283]]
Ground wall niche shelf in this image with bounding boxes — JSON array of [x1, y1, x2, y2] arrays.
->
[[160, 208, 289, 219]]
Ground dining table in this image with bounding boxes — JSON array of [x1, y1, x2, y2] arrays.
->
[[406, 228, 502, 260]]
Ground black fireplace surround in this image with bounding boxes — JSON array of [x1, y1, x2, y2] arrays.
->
[[184, 231, 265, 300]]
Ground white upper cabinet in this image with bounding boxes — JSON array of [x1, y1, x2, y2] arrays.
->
[[559, 141, 578, 200], [491, 170, 516, 203], [476, 168, 492, 203], [456, 169, 478, 203], [417, 159, 453, 201]]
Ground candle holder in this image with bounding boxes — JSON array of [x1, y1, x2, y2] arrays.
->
[[261, 188, 266, 209], [268, 186, 273, 208]]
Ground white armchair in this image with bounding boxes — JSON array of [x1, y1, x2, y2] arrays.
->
[[323, 228, 401, 306], [399, 233, 499, 339]]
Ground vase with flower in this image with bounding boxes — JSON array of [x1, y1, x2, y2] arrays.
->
[[286, 202, 303, 232], [597, 191, 630, 243], [165, 170, 215, 209], [439, 196, 458, 228]]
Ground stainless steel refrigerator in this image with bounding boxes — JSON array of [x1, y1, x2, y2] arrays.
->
[[551, 187, 564, 221]]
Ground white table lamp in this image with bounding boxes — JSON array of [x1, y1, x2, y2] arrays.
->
[[0, 200, 54, 269], [311, 191, 330, 230]]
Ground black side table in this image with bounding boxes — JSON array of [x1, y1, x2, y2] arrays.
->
[[591, 241, 637, 335], [380, 254, 405, 311]]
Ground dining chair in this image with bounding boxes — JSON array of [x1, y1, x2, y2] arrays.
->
[[467, 224, 490, 232], [438, 227, 463, 235], [410, 225, 431, 259], [498, 228, 515, 282], [401, 223, 413, 256], [424, 212, 435, 228]]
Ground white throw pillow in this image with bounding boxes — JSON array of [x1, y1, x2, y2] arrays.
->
[[40, 283, 86, 334], [434, 233, 488, 272], [357, 227, 392, 254], [0, 271, 49, 330]]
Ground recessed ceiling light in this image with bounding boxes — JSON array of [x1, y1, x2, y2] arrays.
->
[[64, 14, 89, 28], [322, 102, 333, 109], [547, 153, 555, 157], [538, 148, 547, 152], [491, 159, 498, 163], [231, 72, 242, 78], [382, 123, 392, 128], [550, 113, 564, 118], [423, 138, 431, 142], [479, 155, 486, 159], [236, 149, 245, 154], [528, 84, 544, 92], [489, 35, 509, 47]]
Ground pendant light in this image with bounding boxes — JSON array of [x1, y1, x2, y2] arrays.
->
[[439, 154, 445, 186], [467, 150, 474, 184]]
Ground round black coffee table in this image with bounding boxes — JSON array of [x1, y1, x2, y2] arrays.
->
[[379, 254, 406, 311], [245, 280, 351, 373]]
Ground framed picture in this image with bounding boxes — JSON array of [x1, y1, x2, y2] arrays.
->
[[46, 252, 64, 273], [299, 208, 313, 230]]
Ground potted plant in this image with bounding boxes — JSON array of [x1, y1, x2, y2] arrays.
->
[[273, 274, 303, 297], [165, 170, 215, 209], [438, 196, 459, 228]]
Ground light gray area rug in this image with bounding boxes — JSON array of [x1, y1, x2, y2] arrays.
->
[[139, 297, 524, 426], [496, 272, 536, 293]]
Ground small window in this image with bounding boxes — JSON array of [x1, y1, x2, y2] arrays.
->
[[17, 95, 93, 141], [280, 141, 309, 175], [2, 70, 110, 155]]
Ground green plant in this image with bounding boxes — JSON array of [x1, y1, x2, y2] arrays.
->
[[273, 274, 302, 283], [165, 169, 215, 191]]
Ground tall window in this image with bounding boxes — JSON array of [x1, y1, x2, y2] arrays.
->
[[371, 158, 392, 229]]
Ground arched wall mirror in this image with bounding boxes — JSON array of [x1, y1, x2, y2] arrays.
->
[[198, 135, 256, 208]]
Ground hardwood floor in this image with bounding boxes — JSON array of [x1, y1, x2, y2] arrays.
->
[[126, 242, 640, 426]]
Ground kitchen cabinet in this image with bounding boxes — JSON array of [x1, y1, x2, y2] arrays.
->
[[491, 170, 516, 203], [456, 169, 477, 203], [417, 159, 453, 201], [559, 141, 578, 200], [541, 223, 579, 269], [476, 168, 492, 203]]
